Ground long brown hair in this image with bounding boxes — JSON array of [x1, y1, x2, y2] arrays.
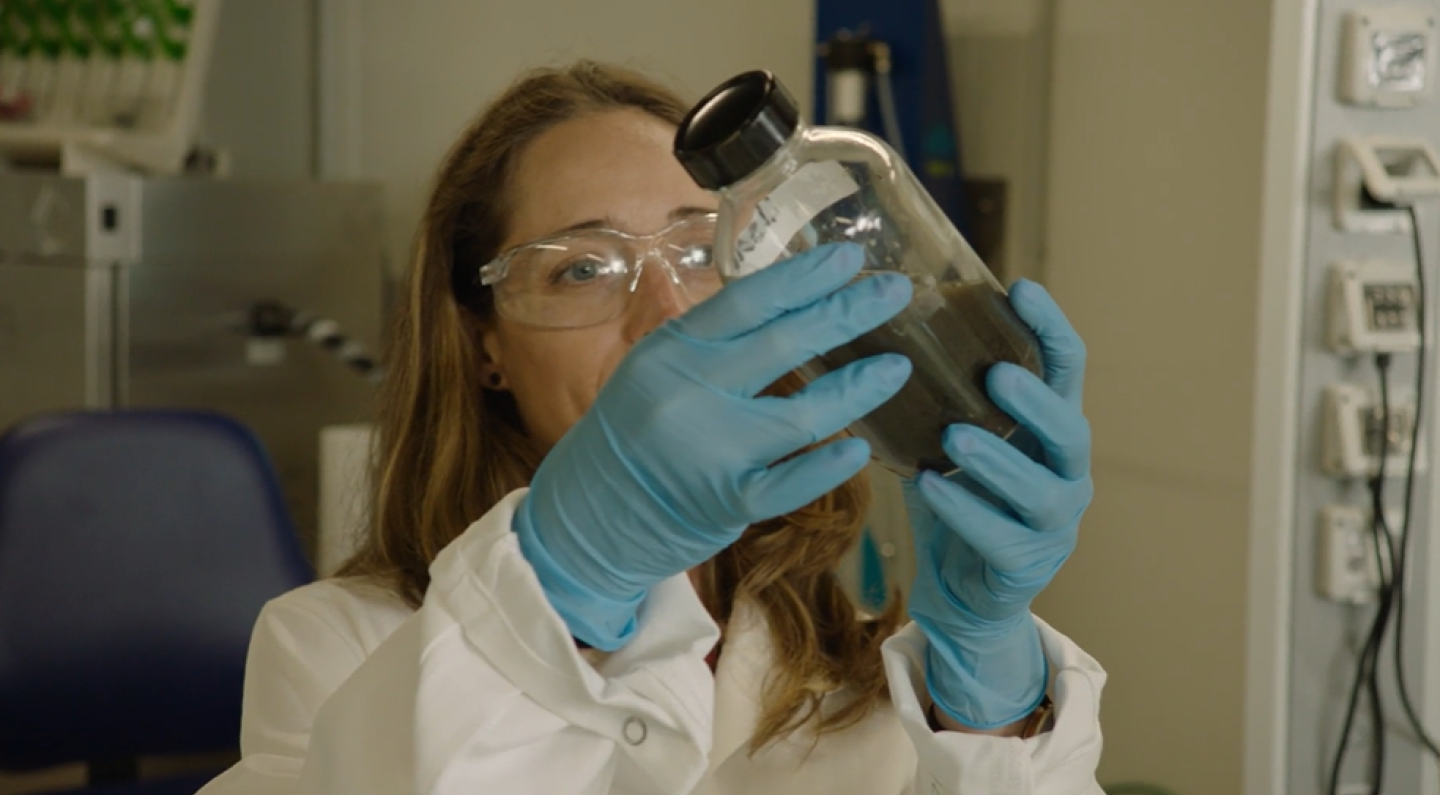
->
[[338, 60, 903, 750]]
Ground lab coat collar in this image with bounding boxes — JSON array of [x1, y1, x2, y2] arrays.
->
[[707, 599, 771, 776]]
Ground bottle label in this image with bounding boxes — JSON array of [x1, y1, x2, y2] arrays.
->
[[735, 160, 860, 275]]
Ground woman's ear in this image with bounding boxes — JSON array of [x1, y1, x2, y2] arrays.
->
[[478, 326, 511, 391]]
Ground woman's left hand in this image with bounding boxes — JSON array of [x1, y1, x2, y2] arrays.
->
[[904, 280, 1093, 731]]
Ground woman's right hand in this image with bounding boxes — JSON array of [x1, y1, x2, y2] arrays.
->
[[513, 244, 913, 651]]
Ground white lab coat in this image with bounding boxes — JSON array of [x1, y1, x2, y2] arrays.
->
[[198, 490, 1107, 795]]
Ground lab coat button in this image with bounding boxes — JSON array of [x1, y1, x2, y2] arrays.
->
[[623, 716, 647, 745]]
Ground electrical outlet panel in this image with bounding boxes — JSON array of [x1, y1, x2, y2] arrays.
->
[[1318, 505, 1384, 604], [1327, 260, 1422, 354], [1334, 136, 1440, 231], [1321, 383, 1427, 478], [1290, 4, 1440, 791]]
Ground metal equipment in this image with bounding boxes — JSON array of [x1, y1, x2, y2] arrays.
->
[[0, 173, 386, 557]]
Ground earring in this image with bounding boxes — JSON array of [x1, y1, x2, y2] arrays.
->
[[487, 372, 503, 388]]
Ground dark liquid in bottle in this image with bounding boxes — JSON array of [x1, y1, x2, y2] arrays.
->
[[813, 279, 1044, 475]]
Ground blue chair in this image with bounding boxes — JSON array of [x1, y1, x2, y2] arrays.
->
[[0, 410, 314, 794]]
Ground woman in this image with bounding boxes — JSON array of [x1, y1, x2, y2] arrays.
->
[[200, 61, 1105, 795]]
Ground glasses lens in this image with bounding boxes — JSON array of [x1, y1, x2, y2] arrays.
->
[[662, 219, 723, 302], [487, 217, 725, 328], [496, 239, 630, 327]]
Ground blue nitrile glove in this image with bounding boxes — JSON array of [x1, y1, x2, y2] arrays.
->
[[905, 279, 1092, 730], [514, 244, 914, 651]]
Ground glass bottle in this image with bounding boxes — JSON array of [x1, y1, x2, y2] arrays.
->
[[674, 70, 1044, 477]]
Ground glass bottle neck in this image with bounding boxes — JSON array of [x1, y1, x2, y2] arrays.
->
[[717, 121, 813, 200]]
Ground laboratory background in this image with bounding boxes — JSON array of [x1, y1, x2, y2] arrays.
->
[[1, 0, 1439, 793]]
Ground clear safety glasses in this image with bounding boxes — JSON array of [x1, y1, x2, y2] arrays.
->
[[477, 214, 723, 329]]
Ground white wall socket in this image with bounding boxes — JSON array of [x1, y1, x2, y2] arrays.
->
[[1327, 260, 1422, 355], [1341, 7, 1438, 109], [1318, 505, 1387, 604], [1321, 383, 1427, 479]]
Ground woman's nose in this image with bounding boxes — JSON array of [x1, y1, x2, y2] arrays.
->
[[622, 259, 693, 340]]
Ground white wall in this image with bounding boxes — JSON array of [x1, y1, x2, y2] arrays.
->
[[200, 0, 315, 178], [1032, 1, 1274, 793], [942, 5, 1278, 791], [318, 0, 815, 274]]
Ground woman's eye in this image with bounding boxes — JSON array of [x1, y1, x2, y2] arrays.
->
[[550, 256, 609, 285]]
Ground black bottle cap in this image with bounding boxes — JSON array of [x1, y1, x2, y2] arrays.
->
[[674, 71, 800, 191]]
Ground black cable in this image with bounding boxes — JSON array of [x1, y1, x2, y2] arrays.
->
[[1330, 619, 1379, 795], [1333, 599, 1395, 795], [1391, 205, 1440, 761], [1326, 203, 1440, 794], [1367, 357, 1398, 795], [1330, 353, 1397, 795]]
